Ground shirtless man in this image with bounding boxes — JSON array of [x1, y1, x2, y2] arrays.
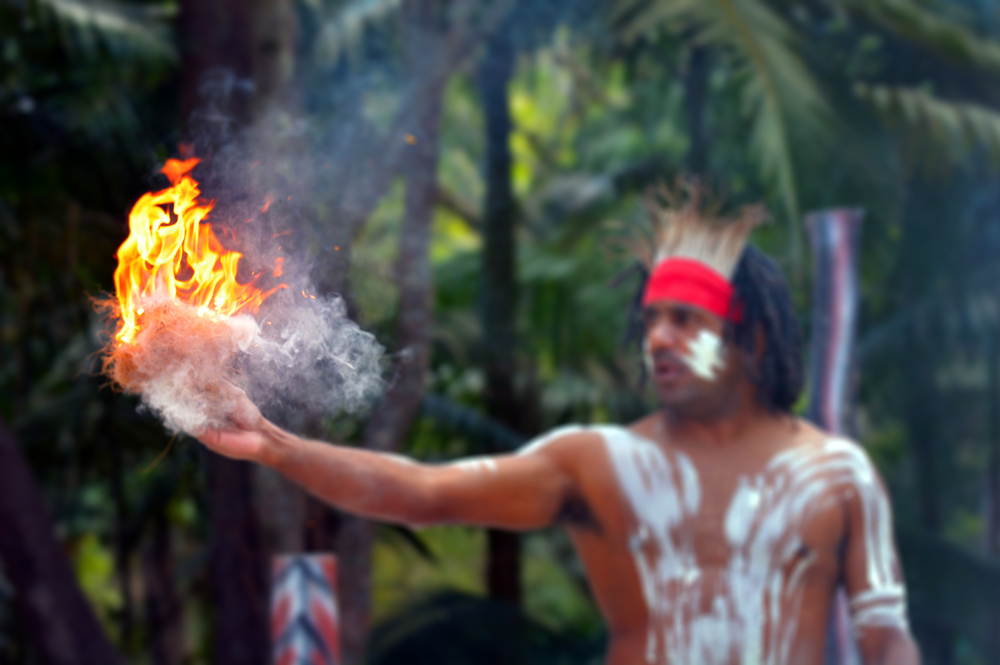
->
[[198, 199, 920, 664]]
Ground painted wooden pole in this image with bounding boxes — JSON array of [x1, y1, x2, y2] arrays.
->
[[271, 554, 341, 665], [804, 208, 865, 665]]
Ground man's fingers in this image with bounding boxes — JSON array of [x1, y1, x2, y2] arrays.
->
[[196, 428, 221, 447]]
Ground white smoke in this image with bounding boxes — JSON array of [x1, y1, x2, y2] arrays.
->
[[113, 295, 384, 436]]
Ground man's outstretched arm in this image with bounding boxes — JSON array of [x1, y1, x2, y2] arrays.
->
[[197, 394, 578, 530]]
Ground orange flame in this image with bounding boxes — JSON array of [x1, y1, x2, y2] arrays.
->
[[112, 157, 282, 344]]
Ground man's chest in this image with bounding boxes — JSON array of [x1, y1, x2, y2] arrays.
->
[[596, 430, 847, 596], [571, 427, 869, 664]]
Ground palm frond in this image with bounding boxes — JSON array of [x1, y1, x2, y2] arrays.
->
[[34, 0, 176, 63], [840, 0, 1000, 73], [856, 83, 1000, 165], [314, 0, 402, 67], [614, 0, 832, 261]]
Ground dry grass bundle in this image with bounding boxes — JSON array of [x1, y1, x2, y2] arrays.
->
[[101, 298, 259, 433]]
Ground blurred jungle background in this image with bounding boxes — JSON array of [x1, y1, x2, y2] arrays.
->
[[4, 0, 1000, 663]]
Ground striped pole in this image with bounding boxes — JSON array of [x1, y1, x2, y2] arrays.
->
[[271, 554, 341, 665], [805, 208, 865, 665]]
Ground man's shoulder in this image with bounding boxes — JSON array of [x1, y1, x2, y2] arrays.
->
[[516, 422, 644, 458], [780, 421, 882, 485]]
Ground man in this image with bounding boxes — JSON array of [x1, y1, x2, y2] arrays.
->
[[199, 192, 920, 664]]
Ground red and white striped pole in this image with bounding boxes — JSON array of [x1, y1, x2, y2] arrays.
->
[[805, 208, 865, 665], [271, 554, 342, 665]]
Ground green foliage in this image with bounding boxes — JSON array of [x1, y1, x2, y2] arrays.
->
[[70, 532, 123, 634], [33, 0, 177, 62], [367, 591, 604, 665], [856, 83, 1000, 166], [843, 0, 1000, 71], [614, 0, 832, 254]]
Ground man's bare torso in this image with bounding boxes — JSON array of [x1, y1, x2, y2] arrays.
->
[[527, 415, 904, 665]]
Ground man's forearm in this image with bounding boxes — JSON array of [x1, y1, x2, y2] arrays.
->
[[860, 627, 921, 665], [256, 420, 439, 526], [881, 632, 920, 665]]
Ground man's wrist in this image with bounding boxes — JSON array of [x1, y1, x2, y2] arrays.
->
[[256, 420, 300, 469]]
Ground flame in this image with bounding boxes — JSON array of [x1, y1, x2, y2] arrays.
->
[[112, 157, 282, 345]]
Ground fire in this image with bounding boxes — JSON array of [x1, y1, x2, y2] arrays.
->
[[112, 157, 282, 344]]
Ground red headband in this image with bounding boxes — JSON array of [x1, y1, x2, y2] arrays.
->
[[642, 257, 735, 319]]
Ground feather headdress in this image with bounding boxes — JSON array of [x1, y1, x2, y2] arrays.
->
[[639, 182, 768, 316], [639, 182, 767, 278]]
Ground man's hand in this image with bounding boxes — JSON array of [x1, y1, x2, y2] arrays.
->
[[196, 389, 269, 462]]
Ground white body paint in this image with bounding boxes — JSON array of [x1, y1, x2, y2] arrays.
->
[[450, 456, 499, 475], [682, 329, 725, 380], [593, 426, 906, 664]]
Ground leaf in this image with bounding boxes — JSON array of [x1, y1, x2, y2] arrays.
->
[[34, 0, 177, 63], [840, 0, 1000, 73], [855, 83, 1000, 166], [613, 0, 833, 261]]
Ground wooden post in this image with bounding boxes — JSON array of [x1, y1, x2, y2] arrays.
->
[[271, 555, 341, 664]]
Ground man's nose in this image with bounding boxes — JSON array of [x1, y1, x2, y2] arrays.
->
[[646, 319, 680, 352]]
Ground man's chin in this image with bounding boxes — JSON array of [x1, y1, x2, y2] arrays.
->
[[654, 383, 698, 408]]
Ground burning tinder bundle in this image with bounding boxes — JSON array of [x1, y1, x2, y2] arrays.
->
[[100, 157, 383, 435]]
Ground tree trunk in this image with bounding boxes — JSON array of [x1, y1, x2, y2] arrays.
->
[[908, 359, 941, 534], [104, 390, 134, 649], [206, 453, 269, 665], [0, 418, 124, 665], [985, 324, 1000, 554], [337, 4, 446, 663], [477, 21, 523, 605], [144, 509, 184, 665], [178, 0, 253, 123], [984, 323, 1000, 662], [684, 45, 710, 177], [248, 0, 297, 117], [179, 1, 303, 660]]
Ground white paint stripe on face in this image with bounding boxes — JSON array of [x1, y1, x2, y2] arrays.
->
[[682, 329, 725, 380]]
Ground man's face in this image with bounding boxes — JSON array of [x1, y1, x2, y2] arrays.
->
[[642, 299, 745, 418]]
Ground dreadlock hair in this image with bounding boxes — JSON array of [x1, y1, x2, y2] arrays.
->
[[724, 245, 804, 413]]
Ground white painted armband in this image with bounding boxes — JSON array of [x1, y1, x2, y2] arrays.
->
[[849, 586, 908, 631], [825, 439, 911, 633]]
